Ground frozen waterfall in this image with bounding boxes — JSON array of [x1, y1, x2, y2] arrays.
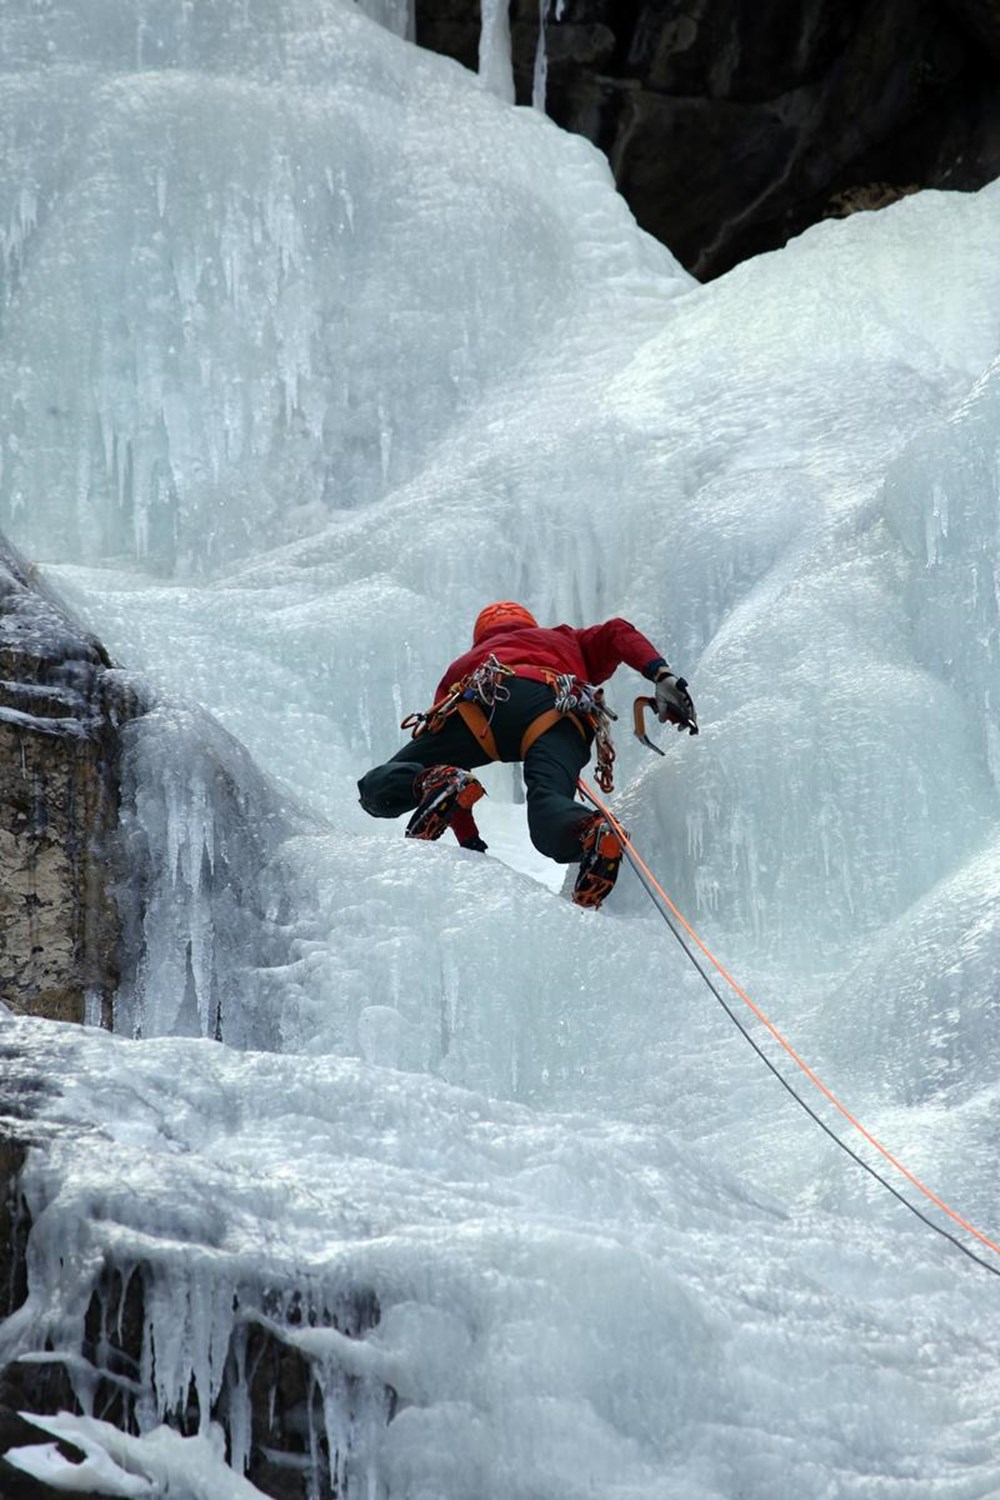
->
[[2, 0, 1000, 1496]]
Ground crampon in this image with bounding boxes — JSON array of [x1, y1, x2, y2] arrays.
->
[[572, 816, 624, 910], [405, 765, 485, 841]]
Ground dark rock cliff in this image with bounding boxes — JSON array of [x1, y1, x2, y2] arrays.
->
[[0, 542, 143, 1028], [416, 0, 1000, 277]]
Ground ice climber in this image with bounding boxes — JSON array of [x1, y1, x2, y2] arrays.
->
[[357, 602, 698, 909]]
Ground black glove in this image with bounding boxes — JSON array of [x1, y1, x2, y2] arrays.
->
[[655, 669, 698, 735], [460, 835, 489, 853]]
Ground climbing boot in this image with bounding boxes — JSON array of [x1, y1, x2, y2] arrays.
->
[[406, 765, 485, 842], [572, 815, 624, 910]]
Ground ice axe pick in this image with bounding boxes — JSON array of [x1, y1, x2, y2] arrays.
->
[[633, 696, 666, 756]]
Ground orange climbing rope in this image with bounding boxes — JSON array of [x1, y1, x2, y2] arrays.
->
[[578, 777, 1000, 1276]]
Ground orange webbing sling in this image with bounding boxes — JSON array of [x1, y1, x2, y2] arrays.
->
[[456, 698, 587, 762], [455, 699, 500, 758], [518, 706, 587, 759], [502, 663, 590, 759]]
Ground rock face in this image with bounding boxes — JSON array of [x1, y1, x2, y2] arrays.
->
[[0, 541, 140, 1028], [415, 0, 1000, 277]]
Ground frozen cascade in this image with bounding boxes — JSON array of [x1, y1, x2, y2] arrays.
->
[[1, 0, 1000, 1496], [1, 0, 596, 569], [4, 1016, 999, 1499], [113, 700, 310, 1047], [882, 353, 1000, 784]]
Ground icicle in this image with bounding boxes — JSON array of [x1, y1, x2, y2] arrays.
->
[[532, 0, 550, 112], [478, 0, 515, 103], [227, 1325, 253, 1478]]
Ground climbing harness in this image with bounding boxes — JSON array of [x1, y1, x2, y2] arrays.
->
[[402, 659, 619, 791], [577, 776, 1000, 1281], [401, 655, 516, 759]]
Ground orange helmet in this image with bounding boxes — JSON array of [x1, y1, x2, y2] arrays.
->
[[472, 601, 537, 644]]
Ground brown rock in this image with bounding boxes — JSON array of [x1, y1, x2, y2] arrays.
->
[[0, 538, 143, 1028]]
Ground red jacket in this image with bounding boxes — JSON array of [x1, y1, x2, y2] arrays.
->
[[435, 617, 666, 845], [436, 618, 666, 701]]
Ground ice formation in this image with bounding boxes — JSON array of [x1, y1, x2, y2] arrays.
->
[[2, 0, 1000, 1496], [479, 0, 515, 101]]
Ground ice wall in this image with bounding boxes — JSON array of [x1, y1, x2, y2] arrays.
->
[[113, 700, 308, 1046], [6, 1014, 997, 1500], [814, 345, 1000, 1139], [0, 0, 680, 573], [3, 0, 1000, 1496], [883, 353, 1000, 783], [81, 185, 1000, 969], [7, 1, 1000, 1074], [34, 177, 1000, 996]]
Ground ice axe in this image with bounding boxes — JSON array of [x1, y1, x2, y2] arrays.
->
[[633, 691, 699, 751], [633, 696, 666, 756]]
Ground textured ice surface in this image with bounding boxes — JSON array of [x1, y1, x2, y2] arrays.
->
[[4, 1013, 1000, 1499], [0, 0, 676, 572], [3, 0, 1000, 1496]]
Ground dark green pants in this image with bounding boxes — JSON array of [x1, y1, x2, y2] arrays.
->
[[358, 679, 593, 862]]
